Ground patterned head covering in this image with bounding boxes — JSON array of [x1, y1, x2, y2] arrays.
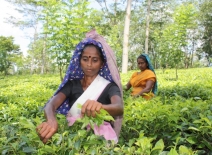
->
[[139, 53, 158, 95], [47, 30, 123, 136]]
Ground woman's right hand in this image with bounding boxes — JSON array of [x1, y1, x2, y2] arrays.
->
[[125, 81, 131, 91], [36, 120, 58, 144], [36, 92, 66, 144]]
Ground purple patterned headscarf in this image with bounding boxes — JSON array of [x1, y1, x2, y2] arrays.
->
[[48, 30, 123, 137]]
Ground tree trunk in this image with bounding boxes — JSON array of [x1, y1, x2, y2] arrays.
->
[[190, 37, 194, 67], [41, 34, 47, 74], [59, 65, 63, 82], [145, 0, 151, 54], [122, 0, 132, 73], [30, 26, 38, 75]]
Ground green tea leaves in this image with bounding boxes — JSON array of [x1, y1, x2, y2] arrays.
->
[[76, 104, 114, 129]]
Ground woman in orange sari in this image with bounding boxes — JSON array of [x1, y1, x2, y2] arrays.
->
[[125, 54, 157, 100]]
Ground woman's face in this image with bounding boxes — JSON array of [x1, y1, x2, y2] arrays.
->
[[80, 46, 103, 77], [137, 58, 148, 71]]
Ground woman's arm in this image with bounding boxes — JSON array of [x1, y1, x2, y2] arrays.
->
[[36, 92, 66, 144], [134, 80, 155, 97], [102, 95, 123, 116], [81, 83, 123, 118], [44, 92, 66, 121], [125, 81, 132, 91], [81, 95, 123, 118]]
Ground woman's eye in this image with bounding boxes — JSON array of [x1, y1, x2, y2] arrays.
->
[[93, 59, 98, 62], [138, 62, 144, 65]]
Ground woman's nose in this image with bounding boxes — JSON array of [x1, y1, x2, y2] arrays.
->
[[87, 60, 91, 66]]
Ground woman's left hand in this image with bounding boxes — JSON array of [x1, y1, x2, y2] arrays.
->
[[81, 99, 102, 117]]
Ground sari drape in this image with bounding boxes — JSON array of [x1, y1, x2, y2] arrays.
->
[[130, 69, 156, 99], [66, 75, 118, 142]]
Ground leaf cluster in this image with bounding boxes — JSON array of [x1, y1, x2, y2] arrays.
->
[[0, 68, 212, 154], [75, 104, 114, 130]]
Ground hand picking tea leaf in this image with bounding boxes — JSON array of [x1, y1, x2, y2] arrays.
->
[[76, 104, 114, 129]]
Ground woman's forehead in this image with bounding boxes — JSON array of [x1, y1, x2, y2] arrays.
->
[[137, 58, 146, 62], [82, 46, 100, 56]]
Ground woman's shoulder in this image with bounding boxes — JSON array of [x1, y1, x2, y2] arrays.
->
[[106, 82, 118, 88], [145, 69, 155, 74], [104, 82, 121, 92], [145, 69, 153, 72], [144, 69, 156, 79], [131, 71, 138, 77], [69, 79, 81, 84], [105, 82, 121, 96], [64, 79, 81, 88]]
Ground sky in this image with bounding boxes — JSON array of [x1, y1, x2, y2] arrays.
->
[[0, 0, 102, 56], [0, 0, 31, 56]]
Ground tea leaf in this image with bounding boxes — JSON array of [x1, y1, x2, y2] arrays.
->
[[75, 104, 114, 129], [179, 145, 193, 154], [186, 137, 197, 144], [168, 148, 178, 155], [188, 126, 200, 131], [22, 147, 37, 153]]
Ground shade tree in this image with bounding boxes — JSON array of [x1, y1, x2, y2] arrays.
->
[[0, 36, 21, 75]]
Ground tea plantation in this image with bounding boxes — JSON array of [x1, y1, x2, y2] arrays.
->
[[0, 68, 212, 154]]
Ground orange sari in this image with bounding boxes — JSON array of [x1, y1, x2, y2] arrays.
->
[[130, 69, 156, 99]]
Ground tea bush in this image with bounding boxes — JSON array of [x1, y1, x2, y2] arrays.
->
[[0, 68, 212, 154]]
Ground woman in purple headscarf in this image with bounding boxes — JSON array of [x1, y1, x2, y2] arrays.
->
[[36, 30, 123, 144]]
